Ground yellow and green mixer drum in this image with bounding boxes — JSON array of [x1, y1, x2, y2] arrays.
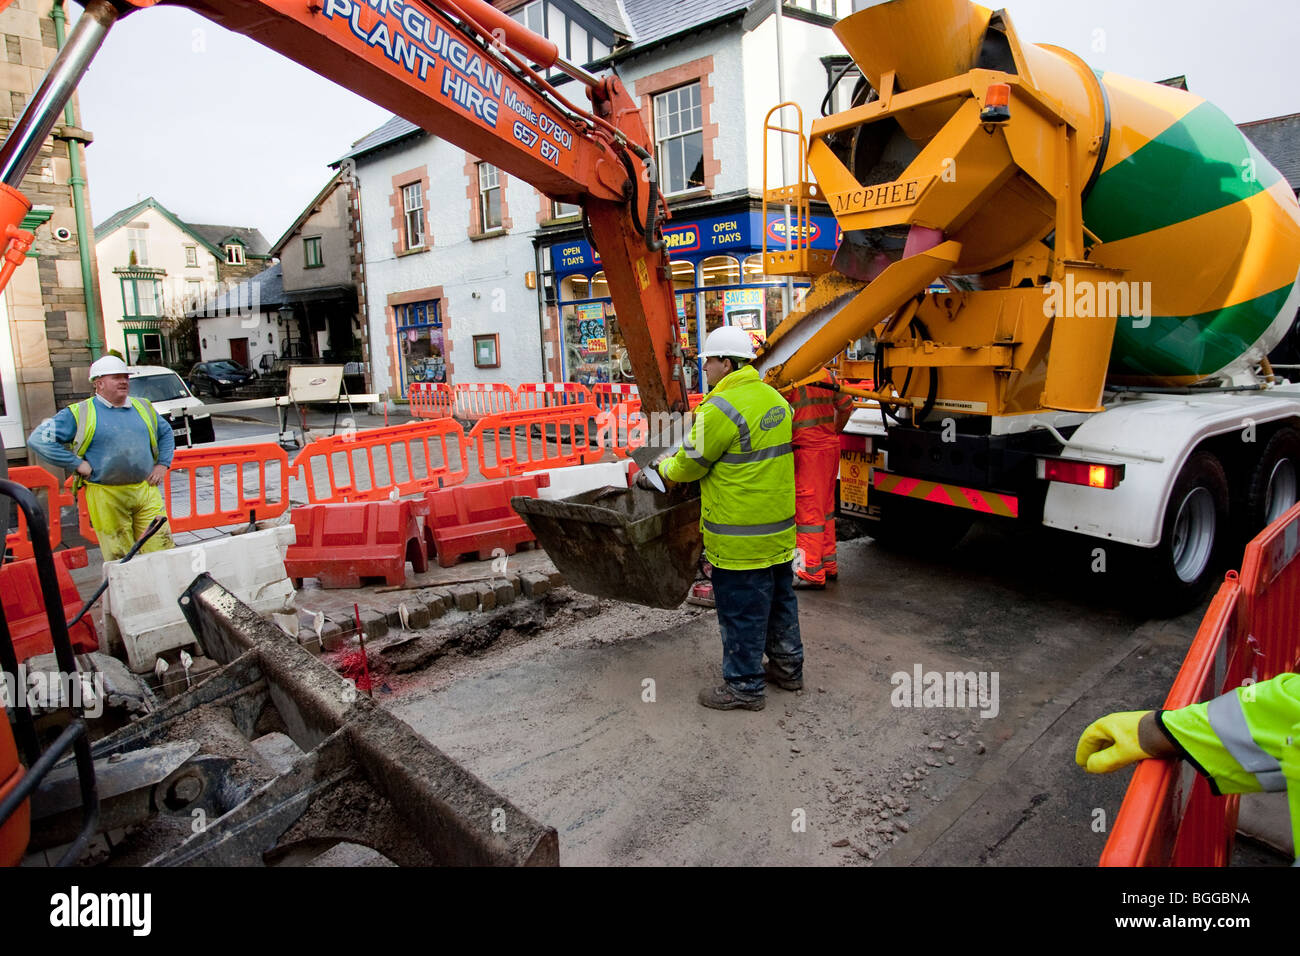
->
[[1084, 74, 1300, 385]]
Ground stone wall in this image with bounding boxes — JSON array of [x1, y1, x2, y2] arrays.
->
[[0, 0, 102, 456]]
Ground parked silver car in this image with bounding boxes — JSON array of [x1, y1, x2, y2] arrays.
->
[[127, 365, 215, 445]]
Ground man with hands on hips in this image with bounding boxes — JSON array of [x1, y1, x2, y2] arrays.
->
[[28, 354, 175, 561]]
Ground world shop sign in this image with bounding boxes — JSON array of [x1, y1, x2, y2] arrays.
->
[[550, 212, 840, 276]]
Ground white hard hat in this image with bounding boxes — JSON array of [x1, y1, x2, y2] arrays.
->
[[700, 325, 756, 360], [89, 355, 129, 379]]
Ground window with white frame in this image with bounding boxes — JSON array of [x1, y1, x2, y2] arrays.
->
[[654, 83, 705, 196], [185, 279, 203, 307], [402, 182, 424, 249], [822, 55, 865, 116], [122, 278, 158, 316], [224, 243, 245, 265], [304, 236, 323, 268], [478, 162, 502, 231], [511, 0, 543, 35], [127, 228, 148, 266], [184, 245, 198, 268], [789, 0, 842, 15], [551, 199, 580, 219]]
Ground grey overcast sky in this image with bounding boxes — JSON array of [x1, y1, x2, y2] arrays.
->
[[73, 0, 1300, 244]]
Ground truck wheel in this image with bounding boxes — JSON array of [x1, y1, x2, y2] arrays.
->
[[868, 495, 974, 554], [1140, 451, 1229, 615], [1244, 427, 1300, 533]]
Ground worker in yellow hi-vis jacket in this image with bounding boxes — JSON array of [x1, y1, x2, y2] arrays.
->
[[28, 355, 175, 561], [1076, 672, 1300, 863], [637, 326, 800, 712]]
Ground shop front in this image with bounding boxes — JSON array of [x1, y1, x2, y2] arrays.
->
[[548, 210, 838, 393]]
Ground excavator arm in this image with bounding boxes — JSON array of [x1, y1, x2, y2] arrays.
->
[[0, 0, 689, 412]]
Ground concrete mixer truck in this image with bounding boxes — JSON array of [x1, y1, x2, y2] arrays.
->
[[744, 0, 1300, 613]]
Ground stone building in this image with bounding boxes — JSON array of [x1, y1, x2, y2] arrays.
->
[[269, 171, 367, 373], [0, 0, 104, 459]]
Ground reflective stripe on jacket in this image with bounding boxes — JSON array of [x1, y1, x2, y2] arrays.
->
[[69, 397, 159, 461], [1159, 672, 1300, 863], [782, 368, 852, 448], [659, 364, 795, 570]]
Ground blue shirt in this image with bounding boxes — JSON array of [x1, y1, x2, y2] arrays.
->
[[28, 395, 175, 485]]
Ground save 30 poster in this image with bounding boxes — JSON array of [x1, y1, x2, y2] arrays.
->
[[724, 288, 766, 350]]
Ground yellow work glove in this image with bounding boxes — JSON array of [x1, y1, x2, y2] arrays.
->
[[1075, 710, 1154, 773]]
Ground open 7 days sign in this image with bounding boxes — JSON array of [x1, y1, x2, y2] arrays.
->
[[549, 212, 839, 276]]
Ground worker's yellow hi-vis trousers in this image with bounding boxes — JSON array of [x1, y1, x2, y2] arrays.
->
[[83, 481, 174, 562]]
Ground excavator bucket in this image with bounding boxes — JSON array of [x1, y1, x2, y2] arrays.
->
[[512, 483, 703, 609]]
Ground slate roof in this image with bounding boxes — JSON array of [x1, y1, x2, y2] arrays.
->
[[186, 223, 272, 256], [1240, 112, 1300, 192], [95, 197, 163, 239], [618, 0, 750, 51], [336, 114, 426, 164], [581, 0, 632, 36], [188, 262, 285, 318], [96, 196, 273, 260]]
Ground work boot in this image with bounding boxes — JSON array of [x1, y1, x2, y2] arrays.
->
[[764, 662, 804, 692], [698, 684, 765, 711], [825, 565, 838, 581], [793, 574, 825, 590]]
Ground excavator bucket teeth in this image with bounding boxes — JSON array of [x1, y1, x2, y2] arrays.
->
[[512, 484, 703, 609]]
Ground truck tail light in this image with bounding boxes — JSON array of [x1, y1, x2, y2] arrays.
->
[[1037, 457, 1124, 490]]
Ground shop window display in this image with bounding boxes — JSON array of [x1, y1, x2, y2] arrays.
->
[[397, 299, 445, 389]]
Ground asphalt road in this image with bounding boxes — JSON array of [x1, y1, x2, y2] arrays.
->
[[379, 518, 1241, 866]]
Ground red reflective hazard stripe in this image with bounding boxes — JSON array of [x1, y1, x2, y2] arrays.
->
[[873, 472, 1018, 518]]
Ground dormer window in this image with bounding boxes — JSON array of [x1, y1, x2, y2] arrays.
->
[[225, 243, 245, 265]]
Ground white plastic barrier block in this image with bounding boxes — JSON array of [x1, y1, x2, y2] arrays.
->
[[102, 525, 297, 673], [536, 460, 633, 501]]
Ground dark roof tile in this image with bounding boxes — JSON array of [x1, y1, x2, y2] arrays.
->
[[186, 223, 272, 256], [1239, 113, 1300, 192], [619, 0, 749, 49]]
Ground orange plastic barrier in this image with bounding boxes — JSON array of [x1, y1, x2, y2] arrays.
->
[[409, 382, 454, 419], [4, 465, 74, 560], [590, 382, 638, 412], [296, 419, 470, 504], [515, 382, 590, 410], [1101, 501, 1300, 867], [603, 394, 706, 459], [164, 443, 290, 533], [1101, 576, 1242, 866], [0, 548, 97, 663], [285, 499, 428, 588], [0, 701, 28, 867], [423, 475, 543, 567], [469, 403, 603, 479], [453, 382, 516, 421], [1236, 502, 1300, 677], [66, 443, 290, 543]]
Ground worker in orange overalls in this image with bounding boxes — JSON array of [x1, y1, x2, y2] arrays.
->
[[782, 368, 854, 589]]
